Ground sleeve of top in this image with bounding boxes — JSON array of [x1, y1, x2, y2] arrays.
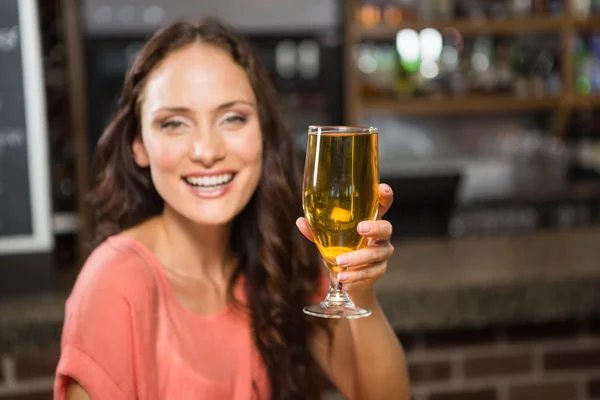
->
[[54, 254, 138, 400]]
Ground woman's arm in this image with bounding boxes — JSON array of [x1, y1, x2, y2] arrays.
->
[[66, 380, 92, 400], [311, 293, 410, 400]]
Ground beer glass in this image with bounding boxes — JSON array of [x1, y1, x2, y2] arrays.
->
[[302, 125, 379, 319]]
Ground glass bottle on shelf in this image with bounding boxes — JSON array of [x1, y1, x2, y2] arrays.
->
[[489, 0, 509, 20], [510, 0, 533, 17], [417, 0, 436, 22], [383, 1, 405, 26], [358, 43, 381, 97], [512, 39, 529, 98], [591, 33, 600, 95], [574, 36, 593, 95], [357, 0, 382, 27], [395, 60, 416, 98], [434, 0, 454, 22], [546, 50, 562, 95], [455, 0, 485, 19], [496, 40, 514, 93], [573, 0, 592, 18]]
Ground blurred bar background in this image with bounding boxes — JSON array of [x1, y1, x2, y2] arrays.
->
[[0, 0, 599, 399]]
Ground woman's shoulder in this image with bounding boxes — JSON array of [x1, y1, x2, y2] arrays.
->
[[68, 235, 162, 308]]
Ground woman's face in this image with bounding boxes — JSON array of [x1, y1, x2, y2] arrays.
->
[[133, 42, 263, 226]]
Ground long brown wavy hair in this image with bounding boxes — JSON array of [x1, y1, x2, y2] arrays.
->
[[89, 18, 330, 400]]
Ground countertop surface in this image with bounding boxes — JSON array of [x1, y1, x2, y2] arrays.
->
[[375, 227, 600, 331], [1, 227, 599, 354]]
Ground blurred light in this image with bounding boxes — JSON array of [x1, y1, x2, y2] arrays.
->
[[420, 60, 439, 79], [358, 5, 381, 27], [440, 45, 459, 68], [142, 6, 165, 24], [358, 52, 377, 74], [298, 40, 320, 79], [576, 76, 592, 95], [0, 26, 18, 52], [444, 28, 464, 52], [472, 52, 490, 72], [419, 28, 443, 61], [383, 5, 403, 26], [116, 6, 135, 23], [396, 29, 420, 62], [93, 6, 113, 24], [275, 40, 297, 78]]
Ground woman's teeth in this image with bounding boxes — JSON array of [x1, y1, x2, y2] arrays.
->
[[184, 174, 233, 188]]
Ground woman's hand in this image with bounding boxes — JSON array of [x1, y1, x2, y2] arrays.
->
[[296, 183, 395, 296]]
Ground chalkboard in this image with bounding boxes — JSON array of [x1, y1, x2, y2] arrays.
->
[[0, 0, 53, 254]]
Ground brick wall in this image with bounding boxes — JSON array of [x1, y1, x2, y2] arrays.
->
[[401, 318, 600, 400], [0, 347, 56, 400], [1, 319, 599, 400]]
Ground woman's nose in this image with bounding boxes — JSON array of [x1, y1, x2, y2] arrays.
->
[[189, 131, 226, 167]]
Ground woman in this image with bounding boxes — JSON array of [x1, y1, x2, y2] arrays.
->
[[54, 18, 409, 400]]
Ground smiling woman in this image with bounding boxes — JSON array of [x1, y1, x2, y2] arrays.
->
[[53, 17, 409, 400]]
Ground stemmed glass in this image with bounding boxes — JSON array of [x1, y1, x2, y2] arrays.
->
[[302, 125, 379, 319]]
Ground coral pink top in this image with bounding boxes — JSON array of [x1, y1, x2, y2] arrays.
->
[[54, 236, 327, 400]]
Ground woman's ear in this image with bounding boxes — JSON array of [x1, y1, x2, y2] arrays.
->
[[132, 135, 150, 167]]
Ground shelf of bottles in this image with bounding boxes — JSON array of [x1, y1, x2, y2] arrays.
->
[[354, 0, 600, 115]]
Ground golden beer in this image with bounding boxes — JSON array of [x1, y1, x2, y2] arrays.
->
[[302, 129, 379, 271]]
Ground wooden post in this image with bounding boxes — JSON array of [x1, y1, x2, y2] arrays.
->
[[60, 0, 91, 265], [552, 0, 575, 138]]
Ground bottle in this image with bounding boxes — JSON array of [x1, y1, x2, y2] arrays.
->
[[357, 1, 382, 27], [510, 0, 532, 17], [573, 0, 591, 18], [383, 1, 404, 26], [434, 0, 454, 22], [512, 40, 529, 98]]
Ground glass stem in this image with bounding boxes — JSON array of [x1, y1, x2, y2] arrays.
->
[[326, 261, 351, 304]]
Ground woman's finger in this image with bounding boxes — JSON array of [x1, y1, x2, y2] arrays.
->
[[338, 263, 387, 284], [336, 242, 394, 268], [358, 220, 393, 241], [376, 183, 394, 221], [296, 217, 315, 242]]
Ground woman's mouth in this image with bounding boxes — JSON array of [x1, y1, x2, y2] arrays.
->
[[182, 173, 235, 193]]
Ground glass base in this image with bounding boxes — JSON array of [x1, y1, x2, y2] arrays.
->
[[303, 299, 372, 319]]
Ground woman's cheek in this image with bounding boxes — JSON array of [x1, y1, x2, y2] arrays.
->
[[228, 129, 262, 163], [149, 137, 188, 171]]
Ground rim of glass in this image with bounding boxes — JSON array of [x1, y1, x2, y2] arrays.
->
[[308, 125, 377, 134]]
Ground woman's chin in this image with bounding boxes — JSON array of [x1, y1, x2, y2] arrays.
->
[[181, 205, 240, 227]]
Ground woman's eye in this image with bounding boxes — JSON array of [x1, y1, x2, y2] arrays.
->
[[224, 115, 247, 124], [160, 120, 185, 130]]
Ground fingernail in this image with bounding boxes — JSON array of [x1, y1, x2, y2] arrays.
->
[[381, 183, 391, 193], [336, 255, 350, 266], [358, 222, 371, 233], [295, 217, 302, 227], [338, 272, 350, 282]]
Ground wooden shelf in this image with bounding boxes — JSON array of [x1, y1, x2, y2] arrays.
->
[[358, 16, 565, 40], [571, 95, 600, 108], [574, 15, 600, 31], [362, 96, 560, 115]]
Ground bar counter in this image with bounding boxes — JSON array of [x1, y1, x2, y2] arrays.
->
[[1, 228, 599, 354]]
